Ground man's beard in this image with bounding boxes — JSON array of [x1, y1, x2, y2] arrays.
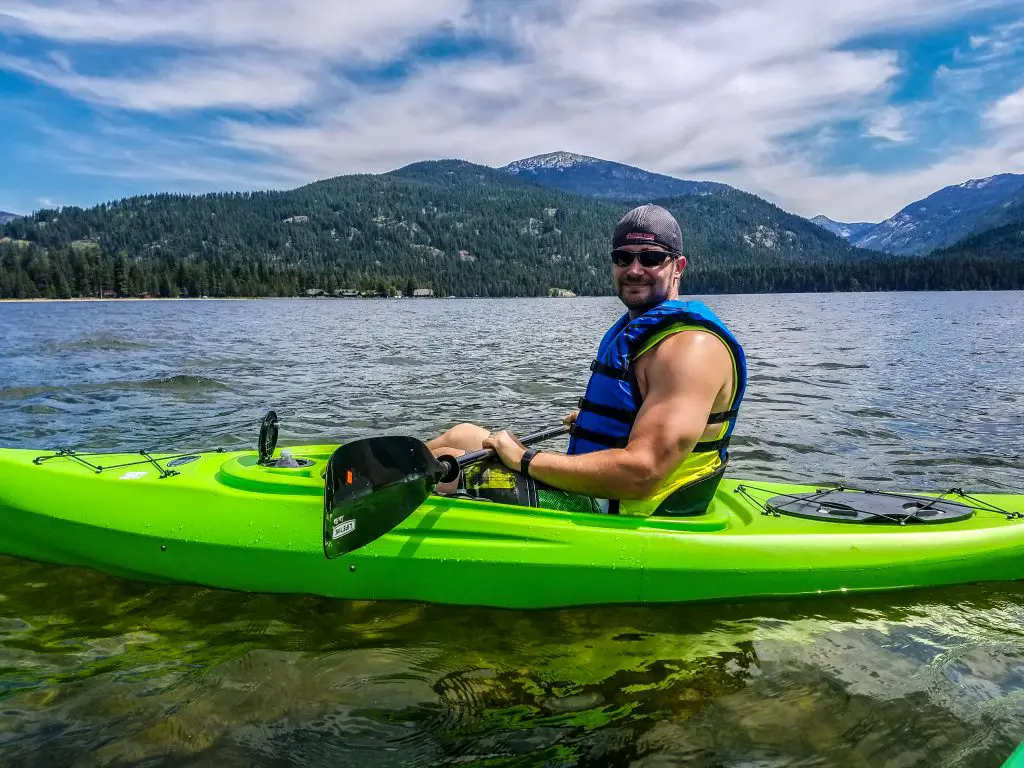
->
[[617, 279, 666, 313]]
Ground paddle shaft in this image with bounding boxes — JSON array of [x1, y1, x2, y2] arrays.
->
[[435, 424, 570, 483], [323, 423, 573, 558]]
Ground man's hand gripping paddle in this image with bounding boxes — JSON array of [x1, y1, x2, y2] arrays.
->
[[323, 425, 569, 558]]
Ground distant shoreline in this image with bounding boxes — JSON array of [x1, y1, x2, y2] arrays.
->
[[0, 297, 260, 303], [2, 289, 1021, 305], [0, 295, 585, 303]]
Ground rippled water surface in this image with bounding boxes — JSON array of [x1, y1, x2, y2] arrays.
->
[[1, 292, 1023, 766]]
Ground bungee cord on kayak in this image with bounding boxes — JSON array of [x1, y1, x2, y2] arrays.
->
[[733, 482, 1019, 525], [30, 447, 211, 478]]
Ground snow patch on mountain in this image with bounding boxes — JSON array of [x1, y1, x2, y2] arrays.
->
[[959, 176, 995, 190], [855, 213, 918, 249], [502, 152, 599, 173], [500, 151, 731, 202], [852, 173, 1024, 255], [809, 215, 875, 240]]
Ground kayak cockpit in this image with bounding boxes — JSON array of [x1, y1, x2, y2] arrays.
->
[[215, 448, 334, 496]]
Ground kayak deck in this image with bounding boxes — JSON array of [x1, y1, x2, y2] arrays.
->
[[1, 445, 1023, 608]]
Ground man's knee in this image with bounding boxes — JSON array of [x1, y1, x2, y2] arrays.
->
[[429, 423, 489, 493], [449, 422, 489, 446], [430, 422, 489, 452]]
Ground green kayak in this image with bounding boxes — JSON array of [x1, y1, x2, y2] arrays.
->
[[1004, 744, 1024, 768], [1, 441, 1022, 609]]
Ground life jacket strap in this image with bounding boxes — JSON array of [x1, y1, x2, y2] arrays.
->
[[577, 397, 634, 424], [578, 401, 736, 429], [692, 436, 731, 453], [574, 415, 732, 453], [706, 408, 738, 424], [569, 423, 628, 448], [589, 360, 629, 380]]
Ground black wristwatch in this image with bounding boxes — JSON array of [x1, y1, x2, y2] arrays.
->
[[520, 449, 539, 477]]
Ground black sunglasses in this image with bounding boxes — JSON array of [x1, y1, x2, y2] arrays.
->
[[610, 249, 678, 268]]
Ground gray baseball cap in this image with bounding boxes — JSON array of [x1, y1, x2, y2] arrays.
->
[[612, 204, 682, 254]]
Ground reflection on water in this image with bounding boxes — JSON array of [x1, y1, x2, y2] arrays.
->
[[2, 554, 1024, 766], [1, 292, 1024, 765]]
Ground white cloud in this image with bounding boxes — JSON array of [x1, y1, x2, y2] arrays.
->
[[30, 120, 308, 188], [217, 0, 914, 177], [3, 0, 1024, 220], [738, 134, 1024, 222], [967, 18, 1024, 57], [865, 107, 909, 142], [987, 87, 1024, 127], [0, 52, 327, 111], [0, 0, 472, 58]]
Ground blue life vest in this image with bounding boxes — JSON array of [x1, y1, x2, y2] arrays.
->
[[568, 299, 747, 459]]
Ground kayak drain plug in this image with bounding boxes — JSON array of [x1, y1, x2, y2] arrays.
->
[[349, 564, 356, 572]]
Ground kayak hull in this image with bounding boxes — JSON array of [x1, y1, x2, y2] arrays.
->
[[1, 445, 1023, 609]]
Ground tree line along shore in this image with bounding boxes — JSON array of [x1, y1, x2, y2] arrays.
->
[[3, 160, 1022, 300]]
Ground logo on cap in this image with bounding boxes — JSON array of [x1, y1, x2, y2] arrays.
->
[[626, 232, 656, 241]]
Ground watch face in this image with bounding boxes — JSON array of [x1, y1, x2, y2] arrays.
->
[[521, 449, 537, 475]]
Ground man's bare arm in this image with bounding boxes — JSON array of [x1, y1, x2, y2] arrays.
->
[[505, 332, 731, 499]]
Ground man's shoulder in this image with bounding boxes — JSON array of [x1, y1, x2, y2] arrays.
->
[[650, 328, 732, 365], [635, 328, 733, 392]]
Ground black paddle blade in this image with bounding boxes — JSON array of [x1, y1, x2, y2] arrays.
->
[[323, 436, 445, 558]]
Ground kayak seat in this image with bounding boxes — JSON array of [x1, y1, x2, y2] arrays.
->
[[447, 457, 726, 517], [651, 463, 728, 517]]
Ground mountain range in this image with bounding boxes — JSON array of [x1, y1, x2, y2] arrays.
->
[[0, 211, 18, 225], [2, 151, 1021, 300], [812, 174, 1024, 256], [501, 153, 1024, 258], [0, 158, 872, 300], [501, 151, 730, 201]]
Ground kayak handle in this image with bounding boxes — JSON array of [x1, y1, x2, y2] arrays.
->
[[436, 424, 570, 483]]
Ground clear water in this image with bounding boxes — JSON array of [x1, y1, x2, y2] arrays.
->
[[1, 292, 1023, 766]]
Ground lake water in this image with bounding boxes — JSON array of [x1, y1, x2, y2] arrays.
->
[[1, 292, 1023, 766]]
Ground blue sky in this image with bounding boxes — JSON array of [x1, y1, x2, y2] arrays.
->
[[2, 0, 1024, 221]]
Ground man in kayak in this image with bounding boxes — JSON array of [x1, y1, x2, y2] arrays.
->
[[428, 203, 747, 516]]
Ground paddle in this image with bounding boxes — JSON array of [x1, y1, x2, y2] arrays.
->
[[322, 425, 570, 558]]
